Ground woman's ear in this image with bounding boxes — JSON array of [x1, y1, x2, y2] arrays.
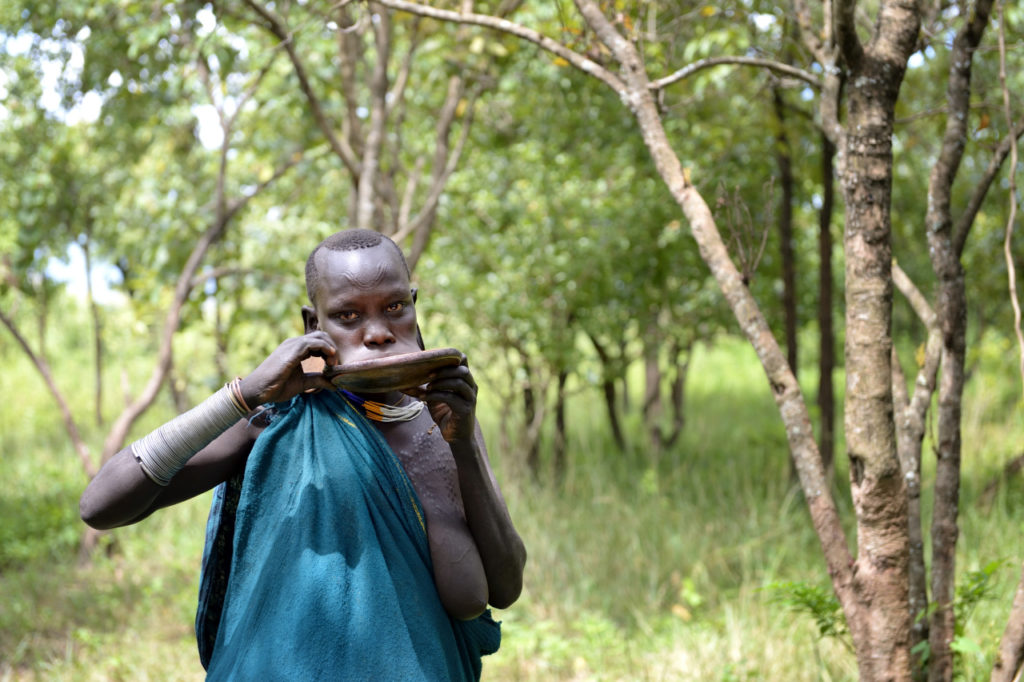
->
[[301, 305, 318, 333], [411, 287, 418, 304]]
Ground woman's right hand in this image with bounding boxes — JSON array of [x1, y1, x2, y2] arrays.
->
[[238, 332, 338, 407]]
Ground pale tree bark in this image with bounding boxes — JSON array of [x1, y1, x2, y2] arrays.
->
[[82, 222, 104, 427], [893, 261, 943, 675], [992, 3, 1024, 678], [826, 0, 921, 676], [992, 561, 1024, 682], [923, 2, 995, 677]]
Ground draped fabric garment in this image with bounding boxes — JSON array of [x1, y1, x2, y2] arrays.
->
[[195, 391, 500, 681]]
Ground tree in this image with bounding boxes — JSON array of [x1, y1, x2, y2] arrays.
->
[[1, 2, 307, 554], [372, 0, 1023, 678], [419, 58, 728, 473]]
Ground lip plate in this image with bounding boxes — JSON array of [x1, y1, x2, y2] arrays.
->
[[322, 347, 462, 392]]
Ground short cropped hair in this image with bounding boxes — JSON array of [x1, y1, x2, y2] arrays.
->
[[305, 229, 410, 303]]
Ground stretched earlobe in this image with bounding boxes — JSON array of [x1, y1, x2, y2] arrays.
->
[[301, 305, 319, 333], [411, 287, 418, 304]]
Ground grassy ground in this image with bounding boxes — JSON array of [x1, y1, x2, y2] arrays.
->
[[2, 332, 1023, 680]]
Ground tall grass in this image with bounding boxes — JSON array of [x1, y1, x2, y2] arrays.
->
[[2, 307, 1023, 680]]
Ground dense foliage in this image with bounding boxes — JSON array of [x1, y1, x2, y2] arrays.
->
[[2, 0, 1023, 678]]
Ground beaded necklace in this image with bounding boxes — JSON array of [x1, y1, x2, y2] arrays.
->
[[339, 389, 425, 423]]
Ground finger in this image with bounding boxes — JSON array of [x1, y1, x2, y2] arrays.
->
[[424, 377, 476, 403], [422, 391, 474, 416], [299, 335, 337, 362], [429, 365, 476, 391], [303, 372, 336, 393]]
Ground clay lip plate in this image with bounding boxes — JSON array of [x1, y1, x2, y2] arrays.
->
[[322, 348, 462, 392]]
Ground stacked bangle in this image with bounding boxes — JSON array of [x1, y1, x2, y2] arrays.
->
[[228, 377, 253, 414], [132, 382, 251, 486]]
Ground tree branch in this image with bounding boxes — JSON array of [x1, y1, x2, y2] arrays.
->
[[791, 0, 827, 64], [370, 0, 626, 93], [834, 0, 863, 68], [245, 0, 362, 178], [99, 150, 305, 463], [953, 119, 1024, 256], [401, 81, 480, 268], [336, 4, 367, 157], [356, 2, 392, 230], [649, 56, 821, 91], [0, 307, 96, 477], [568, 0, 858, 629]]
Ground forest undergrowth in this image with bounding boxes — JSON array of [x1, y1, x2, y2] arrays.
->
[[2, 333, 1023, 681]]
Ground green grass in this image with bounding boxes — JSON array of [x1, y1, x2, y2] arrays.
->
[[2, 327, 1024, 680]]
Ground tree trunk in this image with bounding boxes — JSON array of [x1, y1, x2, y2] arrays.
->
[[892, 261, 943, 678], [82, 229, 104, 427], [514, 347, 546, 477], [773, 88, 798, 378], [642, 327, 664, 452], [0, 308, 96, 478], [924, 3, 995, 677], [167, 354, 190, 415], [553, 368, 568, 478], [817, 133, 836, 474], [588, 332, 627, 451], [213, 281, 229, 382], [991, 560, 1024, 682], [838, 53, 915, 678], [661, 338, 690, 450]]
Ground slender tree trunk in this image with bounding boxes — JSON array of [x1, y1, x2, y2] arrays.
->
[[773, 88, 798, 377], [991, 561, 1024, 682], [661, 338, 690, 450], [642, 327, 664, 452], [817, 133, 836, 474], [0, 308, 96, 478], [892, 261, 943, 678], [167, 355, 190, 415], [588, 332, 627, 450], [213, 281, 229, 382], [82, 229, 104, 427], [619, 336, 631, 412], [838, 57, 914, 678], [553, 368, 568, 478], [924, 4, 994, 677], [514, 348, 545, 477]]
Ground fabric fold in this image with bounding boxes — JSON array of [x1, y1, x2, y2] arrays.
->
[[196, 391, 500, 680]]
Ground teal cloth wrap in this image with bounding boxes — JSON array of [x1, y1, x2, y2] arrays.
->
[[195, 391, 500, 680]]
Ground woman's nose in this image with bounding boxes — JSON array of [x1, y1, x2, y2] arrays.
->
[[363, 319, 396, 346]]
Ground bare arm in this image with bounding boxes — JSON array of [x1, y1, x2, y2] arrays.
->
[[419, 361, 527, 613], [79, 418, 261, 529], [79, 331, 338, 529], [449, 424, 526, 609]]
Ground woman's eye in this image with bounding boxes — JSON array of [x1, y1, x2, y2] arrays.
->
[[387, 302, 405, 313], [335, 311, 358, 321]]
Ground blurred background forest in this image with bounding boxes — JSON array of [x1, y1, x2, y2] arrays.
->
[[1, 0, 1023, 679]]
